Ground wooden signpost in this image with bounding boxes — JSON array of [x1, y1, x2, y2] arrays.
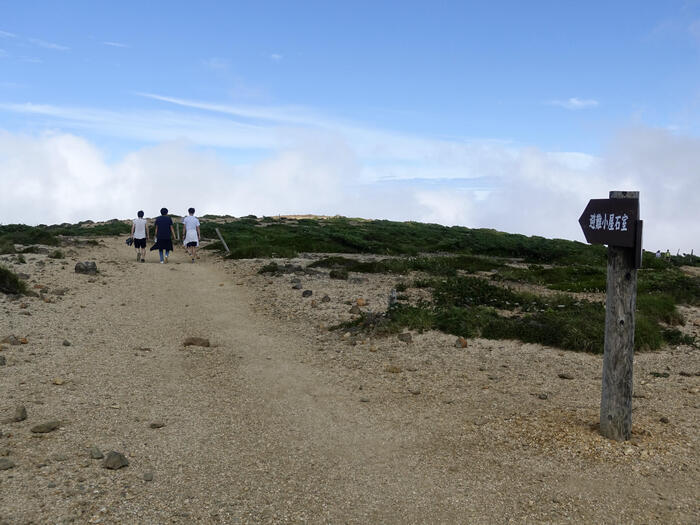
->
[[578, 191, 643, 441]]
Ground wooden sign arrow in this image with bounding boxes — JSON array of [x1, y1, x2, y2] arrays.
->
[[578, 198, 639, 248]]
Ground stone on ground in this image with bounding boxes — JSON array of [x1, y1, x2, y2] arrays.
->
[[102, 451, 129, 470], [183, 337, 210, 348]]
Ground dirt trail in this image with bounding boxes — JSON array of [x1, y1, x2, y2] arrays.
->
[[1, 238, 698, 524]]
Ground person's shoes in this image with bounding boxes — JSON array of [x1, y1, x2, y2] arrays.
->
[[191, 258, 195, 263], [141, 258, 145, 263], [160, 260, 164, 264], [164, 256, 168, 264]]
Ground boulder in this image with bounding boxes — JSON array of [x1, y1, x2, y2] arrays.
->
[[74, 261, 98, 275]]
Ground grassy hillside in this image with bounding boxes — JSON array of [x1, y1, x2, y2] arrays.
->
[[2, 215, 698, 353]]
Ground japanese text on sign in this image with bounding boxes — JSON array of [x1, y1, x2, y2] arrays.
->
[[588, 213, 628, 232]]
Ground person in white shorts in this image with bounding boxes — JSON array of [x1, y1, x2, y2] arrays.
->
[[182, 207, 201, 263], [130, 210, 149, 262]]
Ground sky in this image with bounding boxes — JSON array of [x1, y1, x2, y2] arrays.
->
[[0, 0, 699, 253]]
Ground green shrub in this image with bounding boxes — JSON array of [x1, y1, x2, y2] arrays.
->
[[0, 266, 27, 295], [48, 249, 64, 259], [329, 268, 349, 280]]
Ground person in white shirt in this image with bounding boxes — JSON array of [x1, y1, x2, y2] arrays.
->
[[182, 207, 201, 263], [130, 210, 149, 262]]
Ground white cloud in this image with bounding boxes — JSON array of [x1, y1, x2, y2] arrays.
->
[[548, 97, 599, 110], [203, 57, 229, 70], [269, 53, 283, 62], [0, 126, 697, 253], [27, 37, 69, 51], [103, 41, 129, 48], [690, 19, 700, 41], [0, 30, 16, 38]]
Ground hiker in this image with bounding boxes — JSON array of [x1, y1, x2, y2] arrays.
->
[[182, 207, 201, 263], [665, 249, 671, 261], [131, 210, 149, 262], [655, 250, 661, 258], [150, 208, 176, 263]]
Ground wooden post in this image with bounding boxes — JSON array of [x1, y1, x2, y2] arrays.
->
[[215, 227, 230, 255], [599, 190, 639, 441]]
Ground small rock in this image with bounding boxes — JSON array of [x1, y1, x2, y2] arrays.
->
[[455, 337, 468, 348], [301, 290, 313, 298], [678, 371, 693, 377], [31, 420, 60, 433], [143, 471, 154, 481], [0, 448, 10, 456], [397, 333, 412, 343], [291, 283, 303, 290], [321, 295, 331, 303], [13, 406, 27, 422], [384, 365, 402, 374], [369, 346, 377, 352], [408, 387, 421, 395], [359, 397, 370, 403], [51, 453, 68, 462], [48, 482, 57, 488], [149, 421, 165, 429], [538, 393, 549, 400], [62, 340, 71, 347], [89, 446, 104, 459], [310, 299, 318, 308], [183, 337, 210, 347], [52, 378, 65, 385], [102, 451, 129, 470], [290, 277, 301, 284], [1, 335, 20, 346], [19, 337, 28, 344], [659, 416, 669, 424], [349, 305, 361, 314], [0, 458, 15, 470], [558, 373, 574, 380], [356, 298, 366, 307]]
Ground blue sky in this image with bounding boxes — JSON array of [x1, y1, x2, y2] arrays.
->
[[1, 1, 699, 251]]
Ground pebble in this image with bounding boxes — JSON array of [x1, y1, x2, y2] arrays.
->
[[143, 471, 154, 481], [538, 393, 549, 400], [349, 305, 361, 314], [52, 378, 65, 385], [149, 421, 165, 429], [558, 373, 574, 380], [408, 387, 421, 395], [455, 337, 468, 348], [321, 295, 331, 303], [31, 420, 60, 433], [102, 451, 129, 470], [0, 458, 15, 470], [89, 446, 104, 459], [359, 397, 370, 403], [62, 340, 71, 346], [292, 283, 302, 290], [302, 290, 313, 298], [659, 416, 670, 424]]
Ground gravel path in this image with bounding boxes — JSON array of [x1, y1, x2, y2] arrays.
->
[[1, 238, 698, 524]]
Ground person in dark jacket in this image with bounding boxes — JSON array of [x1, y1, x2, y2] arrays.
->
[[150, 207, 176, 263]]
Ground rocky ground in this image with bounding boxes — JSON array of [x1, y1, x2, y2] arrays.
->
[[0, 237, 698, 524]]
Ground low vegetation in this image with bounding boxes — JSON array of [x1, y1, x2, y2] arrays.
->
[[0, 265, 27, 295], [2, 215, 697, 353]]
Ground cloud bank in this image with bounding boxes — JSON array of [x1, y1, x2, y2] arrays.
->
[[0, 123, 697, 253]]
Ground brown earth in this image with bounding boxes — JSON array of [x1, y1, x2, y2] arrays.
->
[[0, 237, 698, 524]]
